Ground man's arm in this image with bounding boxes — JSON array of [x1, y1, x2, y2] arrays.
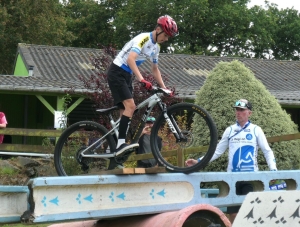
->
[[185, 127, 231, 167], [256, 126, 277, 170], [209, 127, 230, 162], [151, 63, 166, 89], [127, 51, 144, 82]]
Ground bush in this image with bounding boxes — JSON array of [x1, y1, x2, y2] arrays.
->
[[194, 60, 300, 172]]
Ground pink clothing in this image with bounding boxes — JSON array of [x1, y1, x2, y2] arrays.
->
[[0, 112, 7, 143]]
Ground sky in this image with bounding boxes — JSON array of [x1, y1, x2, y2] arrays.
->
[[247, 0, 300, 12]]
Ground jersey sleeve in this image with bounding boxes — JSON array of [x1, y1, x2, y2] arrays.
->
[[149, 45, 160, 64], [255, 126, 277, 170], [210, 127, 230, 162], [130, 34, 150, 55]]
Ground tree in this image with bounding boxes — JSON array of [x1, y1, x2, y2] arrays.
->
[[62, 0, 117, 48], [0, 0, 74, 74], [170, 0, 253, 56], [246, 5, 276, 59], [268, 7, 300, 60], [194, 60, 300, 172], [248, 4, 300, 60]]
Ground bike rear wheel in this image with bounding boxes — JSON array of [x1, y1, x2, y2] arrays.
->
[[150, 103, 218, 174], [54, 121, 116, 176]]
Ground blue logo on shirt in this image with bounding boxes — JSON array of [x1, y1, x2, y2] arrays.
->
[[246, 134, 252, 140], [232, 145, 255, 172]]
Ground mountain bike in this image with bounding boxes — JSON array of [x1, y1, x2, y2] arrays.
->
[[54, 86, 218, 176]]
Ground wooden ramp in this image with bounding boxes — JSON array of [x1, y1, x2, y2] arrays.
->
[[98, 167, 167, 175]]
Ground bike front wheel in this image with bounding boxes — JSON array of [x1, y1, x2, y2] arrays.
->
[[150, 103, 218, 174], [54, 121, 116, 176]]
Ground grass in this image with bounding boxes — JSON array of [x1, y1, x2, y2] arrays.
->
[[0, 167, 19, 176]]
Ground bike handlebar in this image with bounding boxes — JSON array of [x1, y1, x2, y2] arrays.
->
[[150, 86, 173, 96]]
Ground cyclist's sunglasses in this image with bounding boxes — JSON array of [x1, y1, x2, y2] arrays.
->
[[234, 101, 249, 109], [146, 116, 155, 123]]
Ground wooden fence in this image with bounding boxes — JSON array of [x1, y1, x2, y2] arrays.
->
[[0, 128, 300, 162]]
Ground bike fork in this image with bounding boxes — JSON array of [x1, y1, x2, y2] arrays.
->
[[159, 103, 187, 142]]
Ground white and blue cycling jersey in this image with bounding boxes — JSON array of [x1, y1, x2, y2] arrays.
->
[[210, 121, 277, 172], [113, 32, 160, 74]]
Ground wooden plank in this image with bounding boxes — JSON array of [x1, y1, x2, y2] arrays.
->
[[144, 167, 166, 174], [134, 168, 147, 174], [126, 146, 209, 162], [96, 167, 166, 175], [267, 133, 300, 143], [97, 168, 135, 175], [0, 128, 62, 137], [134, 167, 166, 174], [133, 167, 166, 174], [0, 144, 54, 153], [177, 147, 184, 167]]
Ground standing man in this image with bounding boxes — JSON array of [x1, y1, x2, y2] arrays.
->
[[107, 15, 178, 155], [185, 99, 277, 224]]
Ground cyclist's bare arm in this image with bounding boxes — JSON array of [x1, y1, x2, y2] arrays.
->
[[127, 52, 144, 82], [151, 63, 166, 89]]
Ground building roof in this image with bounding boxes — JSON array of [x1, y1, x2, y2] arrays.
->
[[0, 75, 88, 95], [1, 43, 299, 105]]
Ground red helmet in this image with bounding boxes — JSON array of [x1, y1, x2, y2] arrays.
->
[[157, 15, 179, 37]]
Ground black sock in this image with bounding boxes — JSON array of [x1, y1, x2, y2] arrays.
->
[[119, 115, 131, 139]]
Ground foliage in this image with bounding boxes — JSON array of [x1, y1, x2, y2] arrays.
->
[[0, 0, 74, 74], [194, 60, 300, 172], [61, 0, 116, 48], [174, 0, 252, 56], [248, 4, 300, 60], [268, 7, 300, 60]]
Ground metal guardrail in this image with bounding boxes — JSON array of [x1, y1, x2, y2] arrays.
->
[[21, 170, 300, 223]]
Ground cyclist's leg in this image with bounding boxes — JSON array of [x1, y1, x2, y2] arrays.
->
[[117, 98, 135, 147], [115, 99, 139, 155], [107, 64, 138, 154]]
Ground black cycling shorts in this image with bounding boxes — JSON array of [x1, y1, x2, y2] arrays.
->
[[107, 63, 133, 109], [227, 181, 253, 214]]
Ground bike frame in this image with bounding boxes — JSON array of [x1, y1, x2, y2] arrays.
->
[[79, 88, 181, 159]]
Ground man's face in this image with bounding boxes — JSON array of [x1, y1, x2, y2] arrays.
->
[[146, 121, 154, 128], [156, 27, 170, 43], [235, 108, 252, 123]]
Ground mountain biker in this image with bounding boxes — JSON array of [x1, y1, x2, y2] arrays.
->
[[107, 15, 178, 156], [185, 99, 277, 224]]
